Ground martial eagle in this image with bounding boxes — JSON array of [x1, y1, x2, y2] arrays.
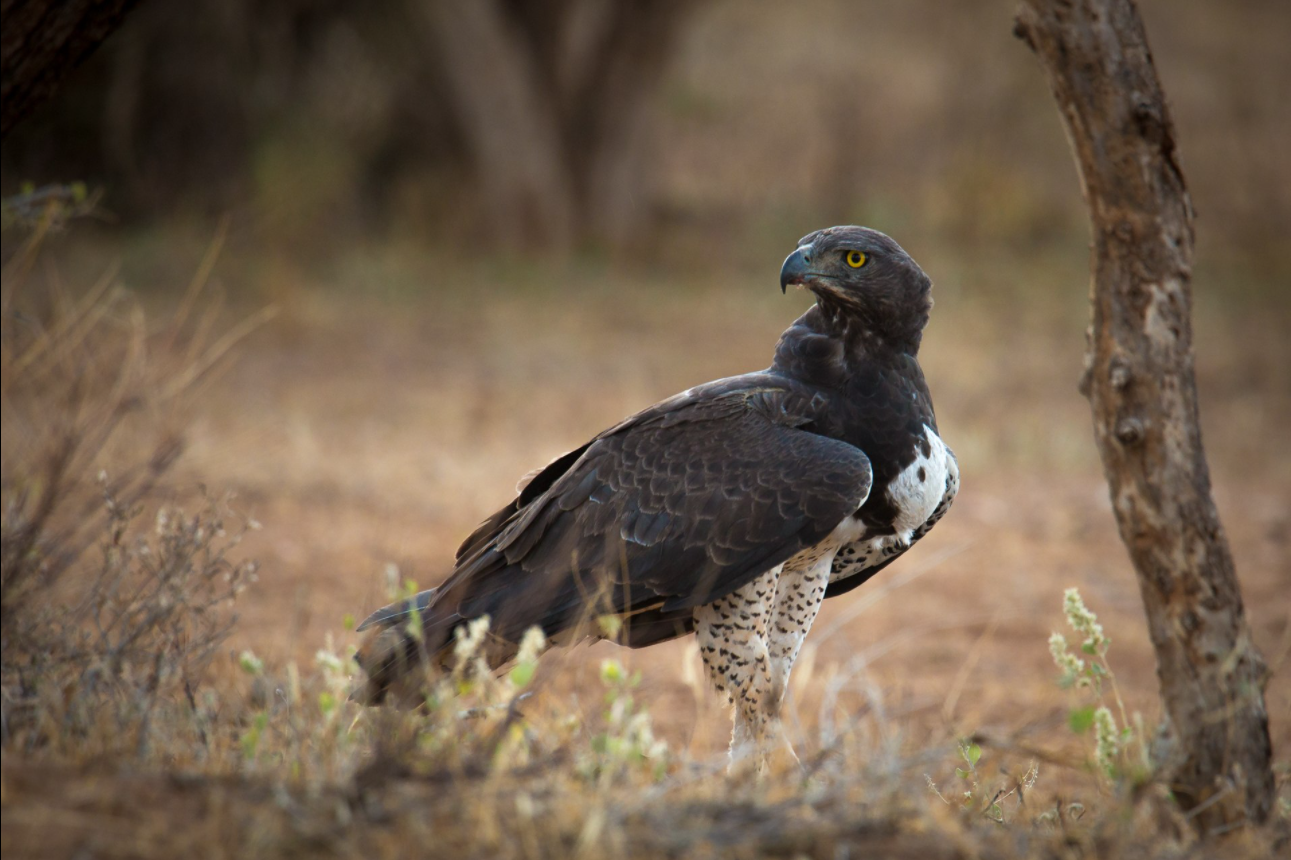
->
[[356, 226, 958, 765]]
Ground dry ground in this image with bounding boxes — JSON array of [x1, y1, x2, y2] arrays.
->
[[175, 247, 1289, 757], [4, 1, 1289, 855], [3, 239, 1289, 857]]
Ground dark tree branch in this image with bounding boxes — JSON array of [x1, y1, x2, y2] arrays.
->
[[1014, 0, 1274, 833], [0, 0, 143, 140]]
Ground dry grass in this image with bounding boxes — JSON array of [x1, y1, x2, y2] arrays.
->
[[1, 218, 1288, 858], [0, 212, 267, 763], [3, 2, 1288, 854]]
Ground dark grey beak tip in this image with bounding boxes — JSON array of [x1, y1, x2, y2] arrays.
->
[[779, 247, 810, 294]]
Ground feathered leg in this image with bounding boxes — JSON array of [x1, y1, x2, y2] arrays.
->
[[695, 566, 780, 770], [765, 551, 834, 710], [763, 550, 836, 767]]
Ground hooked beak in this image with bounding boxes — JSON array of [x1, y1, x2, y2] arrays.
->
[[779, 245, 813, 294]]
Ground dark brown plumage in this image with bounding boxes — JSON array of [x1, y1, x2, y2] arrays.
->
[[355, 226, 957, 766]]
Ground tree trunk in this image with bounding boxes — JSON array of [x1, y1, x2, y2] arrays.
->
[[0, 0, 143, 140], [419, 0, 577, 251], [558, 0, 694, 250], [417, 0, 700, 251], [1014, 0, 1274, 833]]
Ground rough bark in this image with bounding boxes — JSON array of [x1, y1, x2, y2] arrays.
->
[[0, 0, 143, 140], [1014, 0, 1274, 833]]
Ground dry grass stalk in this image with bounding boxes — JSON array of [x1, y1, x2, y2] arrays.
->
[[1, 204, 264, 757]]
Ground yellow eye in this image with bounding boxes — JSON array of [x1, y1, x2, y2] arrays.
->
[[845, 250, 867, 268]]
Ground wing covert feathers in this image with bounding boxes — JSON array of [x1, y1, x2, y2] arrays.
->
[[364, 378, 872, 655]]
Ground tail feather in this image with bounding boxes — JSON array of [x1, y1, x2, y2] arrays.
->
[[352, 585, 526, 705], [351, 626, 425, 705], [355, 587, 439, 632], [352, 587, 448, 706]]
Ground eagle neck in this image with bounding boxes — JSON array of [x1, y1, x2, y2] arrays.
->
[[821, 293, 924, 359], [772, 303, 920, 389]]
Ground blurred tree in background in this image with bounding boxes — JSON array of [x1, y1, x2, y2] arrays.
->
[[2, 0, 1287, 267], [1, 0, 703, 252], [422, 0, 703, 250]]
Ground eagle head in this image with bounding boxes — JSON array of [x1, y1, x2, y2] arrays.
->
[[780, 225, 933, 350]]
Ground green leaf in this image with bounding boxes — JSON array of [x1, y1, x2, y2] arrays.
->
[[965, 743, 982, 766], [600, 659, 625, 685], [240, 712, 269, 760], [1069, 706, 1096, 733], [238, 650, 264, 676], [405, 606, 423, 641], [955, 767, 970, 779], [509, 661, 537, 688], [342, 613, 356, 631]]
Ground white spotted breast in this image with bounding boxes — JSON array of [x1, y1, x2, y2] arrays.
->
[[828, 426, 957, 584], [886, 424, 950, 542]]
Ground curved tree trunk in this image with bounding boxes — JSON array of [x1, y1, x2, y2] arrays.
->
[[0, 0, 142, 140], [419, 0, 577, 251], [1014, 0, 1274, 833], [417, 0, 700, 252]]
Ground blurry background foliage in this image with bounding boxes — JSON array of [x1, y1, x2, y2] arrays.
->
[[0, 0, 1287, 283]]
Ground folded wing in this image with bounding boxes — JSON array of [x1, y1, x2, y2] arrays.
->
[[360, 378, 873, 659]]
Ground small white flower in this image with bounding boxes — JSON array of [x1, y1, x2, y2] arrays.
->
[[239, 650, 264, 676], [1094, 705, 1118, 777], [1063, 587, 1108, 653], [1048, 631, 1085, 680], [516, 625, 547, 665], [315, 649, 346, 675], [453, 614, 491, 666]]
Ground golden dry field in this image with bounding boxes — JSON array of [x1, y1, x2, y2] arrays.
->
[[2, 0, 1290, 856], [183, 245, 1291, 759], [3, 232, 1287, 858]]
